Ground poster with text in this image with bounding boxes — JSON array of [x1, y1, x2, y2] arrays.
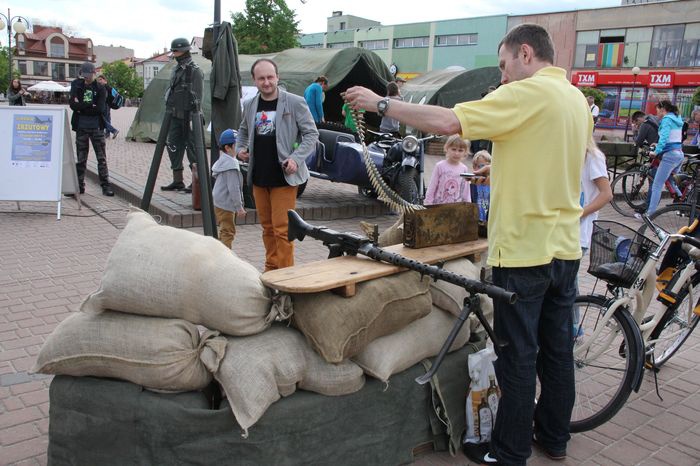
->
[[11, 114, 53, 169]]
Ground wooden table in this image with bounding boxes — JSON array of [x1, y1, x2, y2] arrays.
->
[[261, 239, 488, 297]]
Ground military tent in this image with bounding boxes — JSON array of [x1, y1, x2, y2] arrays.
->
[[400, 67, 501, 108], [127, 47, 393, 143]]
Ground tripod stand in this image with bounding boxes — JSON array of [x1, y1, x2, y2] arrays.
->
[[141, 108, 218, 237]]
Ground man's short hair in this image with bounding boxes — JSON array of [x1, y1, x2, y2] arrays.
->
[[498, 23, 555, 64], [631, 111, 646, 121], [315, 75, 328, 85], [250, 58, 278, 77]]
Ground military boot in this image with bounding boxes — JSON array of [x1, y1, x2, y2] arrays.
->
[[161, 170, 186, 191]]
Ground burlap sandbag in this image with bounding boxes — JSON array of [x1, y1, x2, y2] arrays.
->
[[352, 306, 470, 383], [291, 271, 432, 363], [203, 325, 364, 435], [80, 207, 282, 336], [429, 258, 493, 333], [378, 215, 404, 246], [32, 311, 227, 392]]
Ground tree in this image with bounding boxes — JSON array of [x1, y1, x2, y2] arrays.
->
[[578, 87, 606, 107], [232, 0, 300, 54], [0, 47, 20, 96], [101, 60, 144, 98]]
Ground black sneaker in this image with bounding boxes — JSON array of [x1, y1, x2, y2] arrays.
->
[[462, 443, 503, 465], [161, 181, 186, 191], [532, 434, 566, 461], [102, 185, 115, 197]]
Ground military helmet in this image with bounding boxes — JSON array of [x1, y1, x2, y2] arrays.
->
[[170, 37, 191, 52]]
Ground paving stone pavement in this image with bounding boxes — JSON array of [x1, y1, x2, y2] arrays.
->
[[1, 104, 699, 465]]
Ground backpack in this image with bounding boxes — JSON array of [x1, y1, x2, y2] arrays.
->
[[107, 87, 125, 109]]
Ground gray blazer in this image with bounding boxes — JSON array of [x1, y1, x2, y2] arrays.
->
[[236, 89, 318, 187]]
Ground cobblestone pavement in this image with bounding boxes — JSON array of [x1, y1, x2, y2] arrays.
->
[[0, 105, 698, 465]]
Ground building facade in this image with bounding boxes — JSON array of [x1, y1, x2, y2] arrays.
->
[[134, 52, 170, 88], [93, 45, 134, 67], [14, 25, 95, 85], [301, 1, 700, 130]]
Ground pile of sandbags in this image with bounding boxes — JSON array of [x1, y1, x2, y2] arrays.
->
[[34, 207, 493, 435]]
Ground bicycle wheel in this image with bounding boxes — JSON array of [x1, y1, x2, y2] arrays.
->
[[648, 278, 700, 367], [637, 203, 697, 237], [621, 168, 651, 213], [570, 295, 643, 432], [610, 168, 648, 217]]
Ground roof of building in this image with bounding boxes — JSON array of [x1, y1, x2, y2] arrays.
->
[[18, 25, 94, 61]]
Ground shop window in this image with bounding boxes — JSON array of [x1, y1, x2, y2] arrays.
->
[[645, 88, 674, 114], [597, 87, 619, 128], [675, 88, 696, 120], [619, 86, 645, 127]]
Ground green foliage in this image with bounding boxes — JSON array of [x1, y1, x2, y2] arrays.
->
[[0, 48, 20, 96], [578, 87, 606, 107], [101, 60, 144, 99], [232, 0, 300, 54], [693, 87, 700, 107]]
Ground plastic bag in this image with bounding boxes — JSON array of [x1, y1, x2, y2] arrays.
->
[[464, 346, 500, 444]]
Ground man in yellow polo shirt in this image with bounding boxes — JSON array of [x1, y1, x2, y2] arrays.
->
[[345, 23, 592, 465]]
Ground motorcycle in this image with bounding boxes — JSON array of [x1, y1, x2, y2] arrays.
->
[[302, 126, 435, 204]]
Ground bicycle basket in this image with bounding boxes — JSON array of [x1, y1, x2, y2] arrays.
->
[[588, 220, 658, 288]]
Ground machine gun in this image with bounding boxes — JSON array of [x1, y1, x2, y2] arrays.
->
[[287, 210, 516, 384]]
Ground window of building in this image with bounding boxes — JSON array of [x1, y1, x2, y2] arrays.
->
[[394, 37, 429, 48], [328, 41, 354, 49], [339, 22, 346, 31], [649, 24, 685, 67], [301, 44, 323, 49], [359, 39, 388, 50], [68, 63, 81, 78], [50, 37, 65, 58], [18, 60, 28, 75], [153, 66, 159, 76], [435, 34, 478, 46], [51, 62, 66, 81], [17, 36, 24, 51], [34, 61, 49, 76], [574, 31, 600, 68]]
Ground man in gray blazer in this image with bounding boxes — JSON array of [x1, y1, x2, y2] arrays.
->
[[236, 58, 319, 271]]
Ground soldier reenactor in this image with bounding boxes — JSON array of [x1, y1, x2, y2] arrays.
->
[[161, 37, 204, 192]]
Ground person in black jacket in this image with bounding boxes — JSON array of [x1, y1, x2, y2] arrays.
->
[[7, 78, 30, 106], [632, 111, 659, 148], [69, 62, 114, 196]]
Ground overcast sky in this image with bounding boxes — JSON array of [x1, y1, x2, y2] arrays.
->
[[2, 0, 622, 58]]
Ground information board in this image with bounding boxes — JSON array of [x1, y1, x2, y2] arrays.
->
[[0, 105, 78, 203]]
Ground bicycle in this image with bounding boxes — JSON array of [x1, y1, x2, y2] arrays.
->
[[569, 216, 700, 432], [609, 146, 699, 218]]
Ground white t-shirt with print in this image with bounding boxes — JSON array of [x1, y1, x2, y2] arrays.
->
[[580, 148, 608, 248]]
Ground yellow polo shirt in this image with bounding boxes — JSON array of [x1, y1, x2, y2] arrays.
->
[[453, 67, 592, 267]]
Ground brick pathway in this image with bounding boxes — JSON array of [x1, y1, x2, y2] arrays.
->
[[0, 105, 698, 465]]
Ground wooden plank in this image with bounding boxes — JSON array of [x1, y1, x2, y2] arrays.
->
[[261, 239, 488, 294]]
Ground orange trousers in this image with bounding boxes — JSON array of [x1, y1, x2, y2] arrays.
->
[[252, 184, 298, 271]]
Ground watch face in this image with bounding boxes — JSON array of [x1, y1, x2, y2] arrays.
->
[[389, 64, 398, 75]]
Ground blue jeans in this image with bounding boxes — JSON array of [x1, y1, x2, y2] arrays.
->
[[647, 149, 684, 215], [490, 259, 579, 465]]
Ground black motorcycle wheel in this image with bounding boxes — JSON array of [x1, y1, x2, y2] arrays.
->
[[397, 167, 419, 204], [358, 186, 378, 198], [296, 181, 307, 198]]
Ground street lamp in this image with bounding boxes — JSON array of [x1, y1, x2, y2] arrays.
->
[[623, 66, 641, 142], [0, 9, 30, 93]]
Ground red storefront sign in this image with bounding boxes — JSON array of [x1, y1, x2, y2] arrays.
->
[[575, 72, 597, 87], [648, 71, 675, 88], [572, 70, 700, 88]]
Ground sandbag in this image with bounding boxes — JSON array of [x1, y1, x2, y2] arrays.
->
[[204, 325, 364, 435], [291, 271, 432, 363], [378, 215, 404, 246], [352, 306, 470, 383], [429, 258, 493, 332], [32, 311, 226, 392], [81, 207, 280, 336]]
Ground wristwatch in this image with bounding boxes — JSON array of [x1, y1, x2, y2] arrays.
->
[[377, 97, 390, 118]]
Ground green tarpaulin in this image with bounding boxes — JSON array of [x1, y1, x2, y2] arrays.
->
[[127, 47, 393, 143], [401, 67, 501, 108]]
